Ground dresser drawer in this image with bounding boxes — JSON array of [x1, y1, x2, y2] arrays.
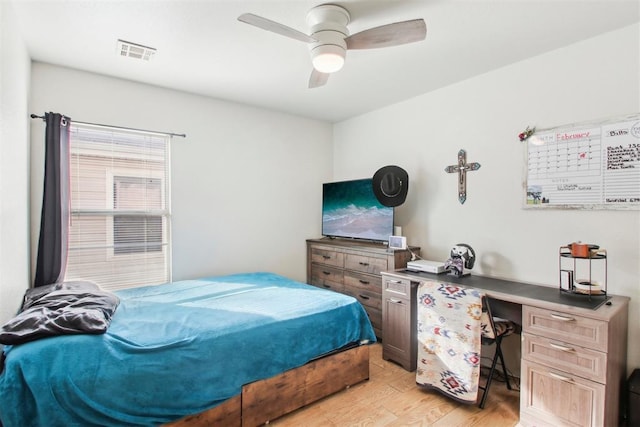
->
[[345, 253, 387, 274], [344, 286, 382, 311], [310, 247, 344, 268], [344, 271, 382, 296], [523, 305, 608, 351], [365, 306, 382, 333], [522, 333, 607, 383], [309, 265, 344, 292]]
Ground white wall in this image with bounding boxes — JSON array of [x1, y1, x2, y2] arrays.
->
[[0, 1, 31, 325], [29, 63, 333, 286], [334, 24, 640, 373]]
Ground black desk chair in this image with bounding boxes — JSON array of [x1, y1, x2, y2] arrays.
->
[[478, 296, 516, 409]]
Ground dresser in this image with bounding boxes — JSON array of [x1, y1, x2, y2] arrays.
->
[[380, 269, 629, 427], [306, 238, 418, 338]]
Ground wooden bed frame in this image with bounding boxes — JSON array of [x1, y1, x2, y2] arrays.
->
[[165, 344, 370, 427]]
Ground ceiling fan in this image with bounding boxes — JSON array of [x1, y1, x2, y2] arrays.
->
[[238, 4, 427, 88]]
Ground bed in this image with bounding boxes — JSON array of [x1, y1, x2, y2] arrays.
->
[[0, 272, 376, 427]]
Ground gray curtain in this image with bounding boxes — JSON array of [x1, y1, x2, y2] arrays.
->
[[34, 112, 70, 287]]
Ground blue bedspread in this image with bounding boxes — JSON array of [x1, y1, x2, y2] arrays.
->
[[0, 272, 376, 426]]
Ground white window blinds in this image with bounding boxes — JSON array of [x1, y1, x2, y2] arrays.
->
[[65, 123, 171, 291]]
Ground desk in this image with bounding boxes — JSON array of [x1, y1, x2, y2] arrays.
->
[[381, 269, 629, 427]]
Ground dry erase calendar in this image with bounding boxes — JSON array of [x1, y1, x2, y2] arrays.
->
[[525, 113, 640, 210]]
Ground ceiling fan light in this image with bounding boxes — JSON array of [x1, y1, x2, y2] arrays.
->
[[311, 45, 345, 73]]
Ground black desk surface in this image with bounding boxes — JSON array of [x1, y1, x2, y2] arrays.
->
[[393, 269, 611, 310]]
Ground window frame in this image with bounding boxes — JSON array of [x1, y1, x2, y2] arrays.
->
[[65, 122, 172, 291]]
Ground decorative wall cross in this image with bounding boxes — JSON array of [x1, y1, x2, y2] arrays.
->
[[445, 149, 481, 204]]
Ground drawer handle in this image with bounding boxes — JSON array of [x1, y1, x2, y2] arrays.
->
[[359, 294, 370, 300], [548, 371, 574, 383], [549, 342, 575, 352], [322, 284, 331, 289], [322, 255, 331, 260], [359, 262, 370, 266], [550, 313, 575, 322], [389, 279, 402, 284], [322, 271, 331, 275], [389, 298, 403, 304], [359, 280, 370, 285]]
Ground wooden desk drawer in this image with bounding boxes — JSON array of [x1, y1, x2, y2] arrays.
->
[[383, 276, 412, 298], [522, 333, 607, 383], [311, 247, 344, 268], [344, 271, 381, 296], [310, 265, 344, 292], [520, 359, 604, 427], [523, 305, 607, 351], [345, 254, 387, 274]]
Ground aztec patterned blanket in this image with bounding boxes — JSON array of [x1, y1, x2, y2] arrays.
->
[[416, 280, 484, 404]]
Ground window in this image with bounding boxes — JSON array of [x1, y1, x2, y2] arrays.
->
[[113, 176, 163, 255], [65, 123, 171, 291]]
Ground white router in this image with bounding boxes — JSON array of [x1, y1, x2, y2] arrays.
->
[[406, 259, 447, 274]]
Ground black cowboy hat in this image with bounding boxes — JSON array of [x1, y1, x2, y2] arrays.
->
[[372, 165, 409, 207]]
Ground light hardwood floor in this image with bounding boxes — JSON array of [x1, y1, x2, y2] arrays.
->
[[271, 343, 520, 426]]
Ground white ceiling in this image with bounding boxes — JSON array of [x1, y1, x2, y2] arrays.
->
[[10, 0, 640, 123]]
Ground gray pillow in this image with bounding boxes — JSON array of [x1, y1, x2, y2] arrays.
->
[[0, 281, 119, 345]]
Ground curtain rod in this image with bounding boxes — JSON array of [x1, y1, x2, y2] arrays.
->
[[30, 114, 186, 138]]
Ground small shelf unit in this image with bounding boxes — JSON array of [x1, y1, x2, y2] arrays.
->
[[558, 245, 607, 298]]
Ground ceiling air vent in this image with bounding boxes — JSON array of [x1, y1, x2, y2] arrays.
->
[[117, 39, 156, 61]]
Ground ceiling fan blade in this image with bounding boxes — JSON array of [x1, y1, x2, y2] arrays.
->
[[238, 13, 317, 43], [345, 19, 426, 50], [309, 69, 330, 89]]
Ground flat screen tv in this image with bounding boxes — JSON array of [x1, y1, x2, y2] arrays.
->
[[322, 178, 394, 242]]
